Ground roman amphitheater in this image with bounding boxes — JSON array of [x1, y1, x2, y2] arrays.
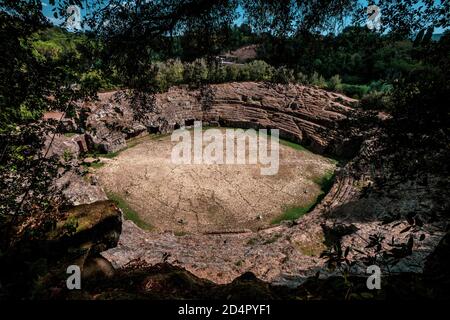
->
[[50, 82, 448, 286]]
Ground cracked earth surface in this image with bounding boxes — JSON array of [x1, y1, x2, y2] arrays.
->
[[96, 130, 336, 234]]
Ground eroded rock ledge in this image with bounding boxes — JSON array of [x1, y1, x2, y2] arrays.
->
[[78, 82, 361, 158]]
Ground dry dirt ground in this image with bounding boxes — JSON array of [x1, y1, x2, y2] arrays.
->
[[95, 130, 336, 234]]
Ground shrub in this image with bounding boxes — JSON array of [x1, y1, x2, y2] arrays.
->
[[272, 66, 295, 84], [80, 70, 109, 92], [155, 59, 184, 91], [341, 83, 370, 98], [295, 72, 309, 84], [31, 40, 63, 61], [62, 216, 79, 236], [368, 80, 393, 93], [238, 65, 251, 81], [309, 72, 327, 88], [18, 103, 42, 122], [183, 58, 208, 88], [327, 74, 343, 92], [207, 62, 228, 83], [360, 91, 391, 110], [225, 64, 240, 82], [245, 60, 274, 81]]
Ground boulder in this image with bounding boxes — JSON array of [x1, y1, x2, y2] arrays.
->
[[56, 171, 108, 206]]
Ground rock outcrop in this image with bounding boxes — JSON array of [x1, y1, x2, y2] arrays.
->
[[81, 82, 361, 158], [46, 200, 122, 254], [56, 172, 108, 206], [0, 201, 122, 299]]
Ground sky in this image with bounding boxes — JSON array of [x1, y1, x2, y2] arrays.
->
[[40, 0, 447, 34], [41, 0, 87, 26]]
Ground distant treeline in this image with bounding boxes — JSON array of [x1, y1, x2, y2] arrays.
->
[[9, 24, 449, 128]]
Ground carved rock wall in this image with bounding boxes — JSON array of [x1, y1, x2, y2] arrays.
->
[[83, 82, 360, 158]]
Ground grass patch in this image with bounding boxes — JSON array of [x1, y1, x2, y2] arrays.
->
[[106, 192, 153, 231], [89, 161, 105, 169], [85, 146, 130, 160], [313, 170, 335, 192], [99, 150, 121, 159], [271, 202, 316, 224], [271, 170, 336, 225], [279, 138, 308, 152], [81, 160, 104, 169], [63, 132, 77, 138]]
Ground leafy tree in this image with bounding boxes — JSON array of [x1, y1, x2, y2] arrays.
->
[[327, 74, 343, 92], [244, 60, 273, 81], [0, 0, 98, 249], [183, 58, 209, 88], [225, 64, 240, 82], [155, 59, 184, 91], [272, 66, 295, 84], [309, 72, 327, 88]]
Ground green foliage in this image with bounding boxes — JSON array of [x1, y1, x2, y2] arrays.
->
[[207, 63, 227, 83], [279, 139, 308, 152], [183, 58, 209, 88], [313, 170, 335, 193], [29, 28, 85, 61], [80, 70, 110, 92], [31, 39, 63, 61], [63, 149, 73, 162], [372, 40, 420, 79], [244, 60, 274, 81], [272, 66, 295, 84], [88, 161, 105, 169], [295, 72, 309, 84], [368, 80, 392, 93], [359, 91, 391, 110], [327, 75, 343, 92], [62, 216, 79, 236], [155, 59, 184, 91], [341, 84, 370, 99], [309, 72, 327, 88], [10, 22, 441, 101], [271, 203, 315, 224], [107, 192, 153, 231], [142, 59, 298, 90], [225, 64, 240, 82], [255, 25, 442, 88], [18, 103, 43, 122]]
